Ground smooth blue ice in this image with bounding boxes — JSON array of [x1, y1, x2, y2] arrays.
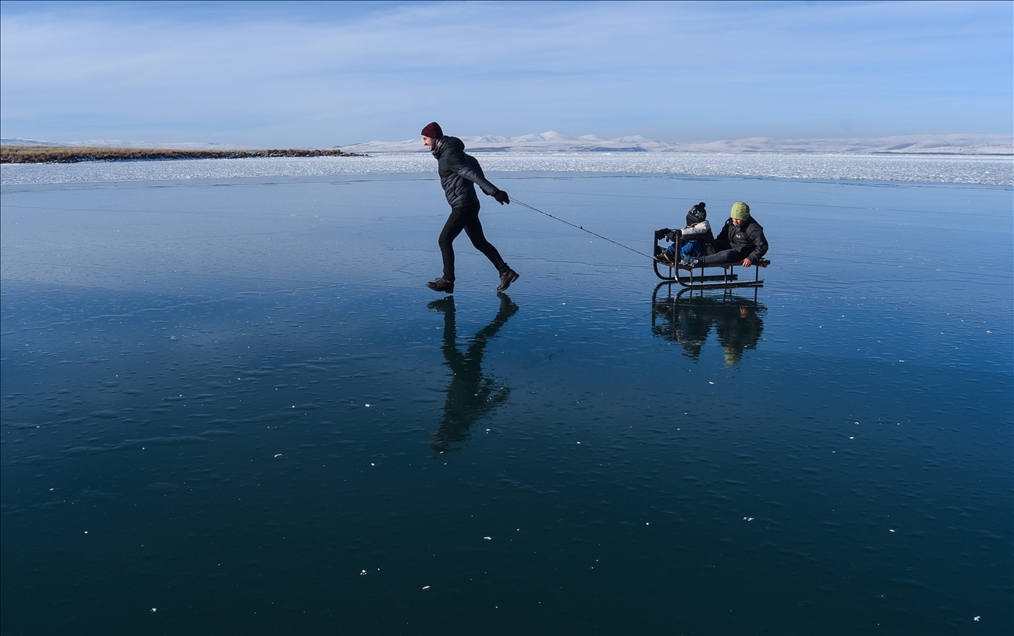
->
[[2, 159, 1011, 634]]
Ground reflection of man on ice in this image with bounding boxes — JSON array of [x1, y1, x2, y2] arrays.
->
[[716, 305, 764, 365], [429, 294, 518, 453], [421, 122, 519, 294]]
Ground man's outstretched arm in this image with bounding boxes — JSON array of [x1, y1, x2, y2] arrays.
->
[[445, 147, 508, 203]]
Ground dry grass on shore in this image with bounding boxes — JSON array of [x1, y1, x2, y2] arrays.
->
[[0, 146, 360, 164]]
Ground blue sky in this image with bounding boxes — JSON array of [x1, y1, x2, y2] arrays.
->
[[1, 1, 1011, 147]]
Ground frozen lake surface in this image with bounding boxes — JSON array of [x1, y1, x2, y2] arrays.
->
[[1, 161, 1012, 634]]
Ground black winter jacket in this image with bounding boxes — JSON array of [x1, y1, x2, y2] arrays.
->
[[716, 217, 768, 262], [432, 137, 500, 208]]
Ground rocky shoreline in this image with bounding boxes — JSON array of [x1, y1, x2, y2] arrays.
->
[[0, 146, 364, 164]]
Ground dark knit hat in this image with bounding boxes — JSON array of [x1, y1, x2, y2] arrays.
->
[[686, 202, 707, 226], [421, 122, 443, 139]]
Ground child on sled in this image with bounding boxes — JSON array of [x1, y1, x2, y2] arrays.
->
[[657, 202, 715, 266]]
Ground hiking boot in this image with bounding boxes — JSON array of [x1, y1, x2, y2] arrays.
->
[[681, 257, 699, 269], [497, 268, 519, 292], [426, 277, 454, 293]]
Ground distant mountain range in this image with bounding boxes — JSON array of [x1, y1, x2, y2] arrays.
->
[[343, 132, 1012, 155], [3, 133, 1010, 155]]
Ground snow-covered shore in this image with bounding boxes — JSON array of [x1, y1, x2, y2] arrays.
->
[[2, 151, 1010, 187]]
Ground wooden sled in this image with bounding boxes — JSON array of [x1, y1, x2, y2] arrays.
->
[[652, 229, 769, 290]]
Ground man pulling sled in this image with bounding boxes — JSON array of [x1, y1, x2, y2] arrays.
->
[[421, 122, 519, 294]]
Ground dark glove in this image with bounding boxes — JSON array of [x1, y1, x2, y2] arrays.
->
[[493, 190, 510, 205], [665, 229, 682, 242], [654, 228, 672, 241]]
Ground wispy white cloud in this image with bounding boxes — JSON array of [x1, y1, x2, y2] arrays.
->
[[1, 1, 1010, 146]]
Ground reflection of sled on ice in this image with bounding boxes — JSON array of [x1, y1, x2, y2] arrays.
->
[[650, 285, 765, 364], [652, 230, 769, 290]]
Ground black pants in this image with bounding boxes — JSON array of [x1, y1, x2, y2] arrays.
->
[[697, 240, 745, 265], [439, 203, 506, 282]]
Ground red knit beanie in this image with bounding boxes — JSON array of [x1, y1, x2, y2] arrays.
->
[[421, 122, 443, 139]]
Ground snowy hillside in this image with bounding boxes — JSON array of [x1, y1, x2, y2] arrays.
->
[[4, 133, 1010, 155], [342, 132, 1012, 155]]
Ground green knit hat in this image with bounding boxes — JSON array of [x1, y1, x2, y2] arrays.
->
[[730, 201, 750, 220]]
